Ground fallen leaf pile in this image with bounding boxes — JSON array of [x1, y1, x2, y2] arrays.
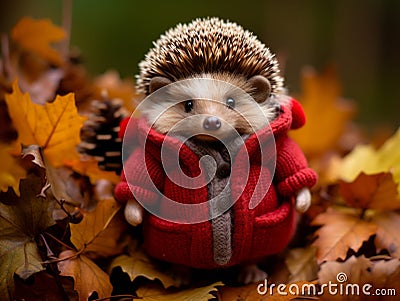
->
[[0, 15, 399, 301]]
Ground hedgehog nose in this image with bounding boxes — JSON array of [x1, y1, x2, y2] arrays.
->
[[203, 116, 221, 131]]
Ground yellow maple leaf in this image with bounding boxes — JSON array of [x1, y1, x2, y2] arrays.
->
[[290, 66, 355, 157], [11, 17, 66, 66], [0, 144, 26, 195], [331, 128, 400, 195], [4, 80, 86, 167]]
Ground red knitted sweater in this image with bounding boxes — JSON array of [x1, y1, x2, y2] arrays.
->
[[115, 99, 317, 269]]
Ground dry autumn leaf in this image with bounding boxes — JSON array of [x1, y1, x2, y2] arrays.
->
[[57, 250, 113, 301], [373, 211, 400, 258], [0, 157, 54, 301], [110, 250, 181, 289], [11, 17, 66, 66], [339, 172, 400, 210], [69, 197, 125, 259], [285, 247, 319, 283], [65, 156, 121, 184], [93, 70, 138, 113], [290, 66, 355, 157], [136, 282, 222, 301], [0, 143, 26, 195], [318, 255, 400, 301], [13, 271, 77, 301], [330, 128, 400, 194], [0, 100, 17, 142], [312, 207, 377, 263], [4, 80, 86, 167]]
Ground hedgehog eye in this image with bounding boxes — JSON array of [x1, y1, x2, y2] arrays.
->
[[184, 100, 194, 113], [226, 98, 235, 109]]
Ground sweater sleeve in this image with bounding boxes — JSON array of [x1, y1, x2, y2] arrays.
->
[[275, 136, 317, 196], [115, 147, 164, 206]]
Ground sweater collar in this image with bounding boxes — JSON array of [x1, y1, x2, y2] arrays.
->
[[128, 100, 298, 162]]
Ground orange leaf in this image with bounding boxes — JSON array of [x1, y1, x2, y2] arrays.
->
[[0, 143, 26, 195], [373, 211, 400, 258], [285, 247, 319, 283], [4, 80, 86, 167], [57, 250, 112, 300], [70, 197, 124, 259], [290, 66, 355, 157], [318, 255, 400, 301], [339, 172, 400, 210], [65, 157, 120, 184], [312, 207, 377, 263], [11, 17, 65, 66]]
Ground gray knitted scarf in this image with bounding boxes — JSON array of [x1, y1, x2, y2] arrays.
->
[[184, 136, 246, 265]]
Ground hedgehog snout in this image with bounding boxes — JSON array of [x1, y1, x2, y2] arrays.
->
[[203, 116, 221, 131]]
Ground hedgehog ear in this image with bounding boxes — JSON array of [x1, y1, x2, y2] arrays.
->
[[248, 75, 271, 103], [149, 76, 172, 94]]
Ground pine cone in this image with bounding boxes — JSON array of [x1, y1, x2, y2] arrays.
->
[[78, 96, 128, 174]]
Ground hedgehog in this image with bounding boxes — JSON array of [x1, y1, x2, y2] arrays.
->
[[115, 17, 317, 284], [137, 17, 287, 139]]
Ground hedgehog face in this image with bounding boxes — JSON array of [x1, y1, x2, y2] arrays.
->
[[140, 74, 283, 141]]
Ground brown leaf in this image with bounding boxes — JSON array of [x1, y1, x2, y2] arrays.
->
[[373, 211, 400, 258], [312, 207, 377, 263], [17, 68, 64, 104], [69, 197, 125, 259], [93, 70, 138, 113], [57, 250, 112, 301], [0, 153, 54, 301], [65, 157, 120, 185], [136, 282, 222, 301], [339, 172, 400, 210], [110, 250, 181, 289], [21, 145, 83, 221], [318, 255, 400, 301], [290, 66, 355, 157], [318, 255, 371, 301], [13, 271, 78, 301], [285, 247, 319, 283], [364, 258, 400, 297], [11, 17, 65, 66]]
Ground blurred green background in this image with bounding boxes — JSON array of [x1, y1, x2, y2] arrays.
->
[[1, 0, 399, 128]]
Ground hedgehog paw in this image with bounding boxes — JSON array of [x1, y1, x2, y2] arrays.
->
[[124, 199, 144, 226], [295, 187, 311, 213]]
